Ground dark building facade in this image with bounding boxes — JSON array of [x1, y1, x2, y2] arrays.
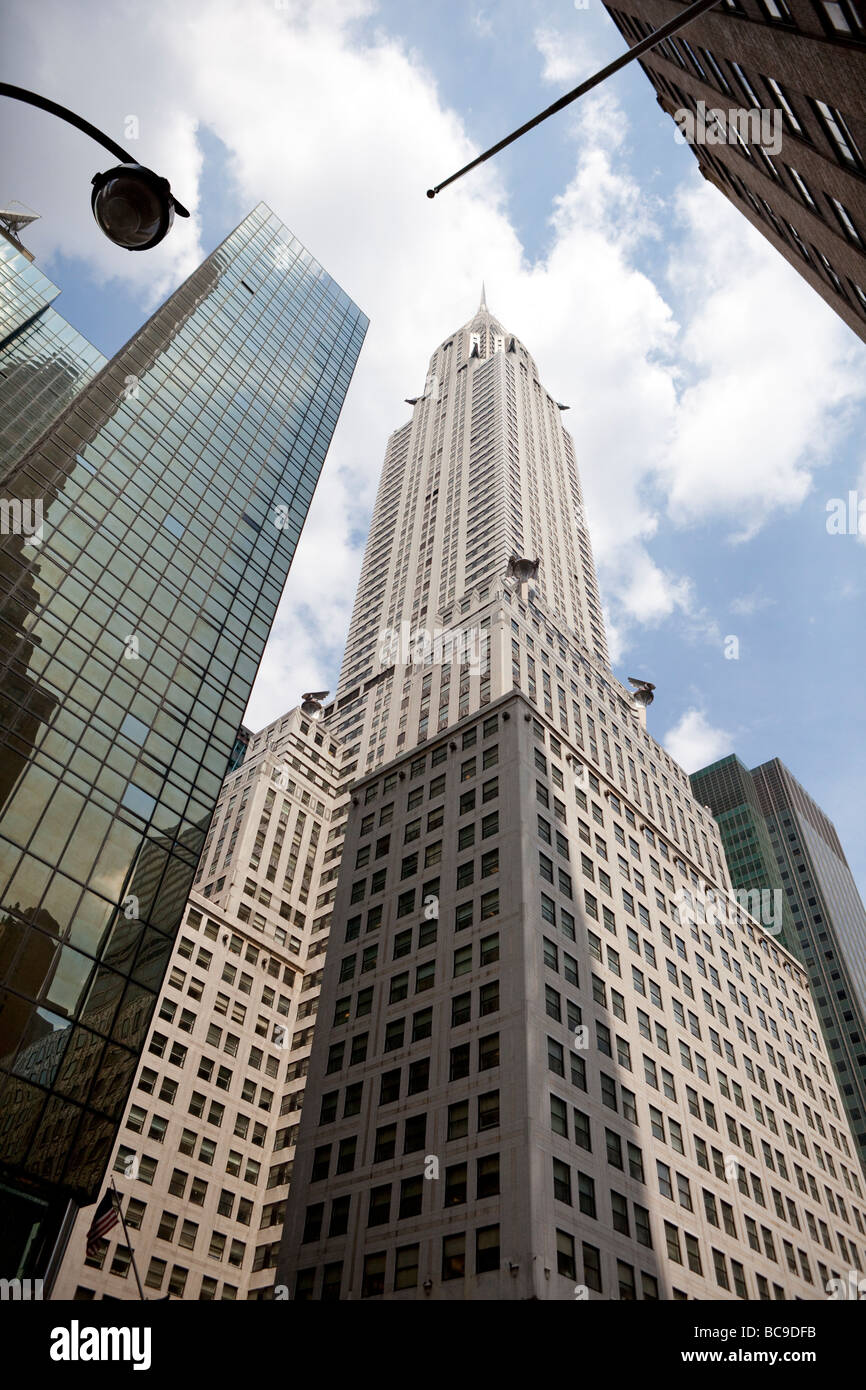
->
[[0, 203, 367, 1274], [692, 755, 866, 1170], [602, 0, 866, 342]]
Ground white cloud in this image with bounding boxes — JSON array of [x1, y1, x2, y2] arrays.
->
[[5, 0, 865, 731], [662, 709, 733, 772], [471, 7, 494, 39], [730, 592, 776, 617], [857, 458, 866, 546], [615, 552, 692, 625], [534, 25, 596, 86], [658, 182, 866, 542]]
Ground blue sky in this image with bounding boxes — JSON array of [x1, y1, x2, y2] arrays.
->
[[5, 0, 865, 897]]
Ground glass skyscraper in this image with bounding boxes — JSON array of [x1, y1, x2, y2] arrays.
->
[[0, 203, 368, 1274], [693, 755, 866, 1172], [0, 227, 106, 472]]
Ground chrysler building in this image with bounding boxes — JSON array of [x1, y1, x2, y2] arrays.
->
[[278, 297, 865, 1300]]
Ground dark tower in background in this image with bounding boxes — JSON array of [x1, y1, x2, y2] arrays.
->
[[692, 754, 866, 1170]]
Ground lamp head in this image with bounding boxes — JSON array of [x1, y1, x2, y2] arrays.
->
[[91, 164, 189, 251]]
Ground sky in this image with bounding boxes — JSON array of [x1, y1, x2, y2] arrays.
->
[[3, 0, 866, 897]]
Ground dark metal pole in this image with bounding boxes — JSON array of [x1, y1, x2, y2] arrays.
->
[[0, 83, 190, 217], [426, 0, 722, 199], [110, 1177, 146, 1301], [0, 82, 135, 165]]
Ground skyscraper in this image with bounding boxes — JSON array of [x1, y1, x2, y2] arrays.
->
[[601, 0, 866, 343], [692, 754, 866, 1171], [689, 755, 798, 950], [0, 203, 367, 1275], [331, 289, 610, 777], [0, 224, 106, 471], [278, 298, 865, 1300]]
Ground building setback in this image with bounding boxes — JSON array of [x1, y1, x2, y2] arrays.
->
[[692, 754, 866, 1173], [0, 203, 367, 1276], [52, 708, 350, 1300], [277, 298, 866, 1300], [600, 0, 866, 343]]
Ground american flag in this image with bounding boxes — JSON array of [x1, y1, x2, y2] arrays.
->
[[86, 1189, 119, 1256]]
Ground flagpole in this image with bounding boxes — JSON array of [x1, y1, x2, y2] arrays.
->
[[110, 1177, 146, 1301], [425, 0, 722, 198]]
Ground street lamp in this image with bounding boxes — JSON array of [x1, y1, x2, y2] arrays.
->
[[90, 165, 182, 251], [1, 82, 189, 250]]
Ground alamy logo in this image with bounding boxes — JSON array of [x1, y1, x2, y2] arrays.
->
[[377, 621, 489, 675], [49, 1321, 152, 1371], [675, 884, 784, 937], [0, 497, 43, 545], [826, 491, 866, 535], [0, 1277, 43, 1300], [826, 1270, 866, 1299], [673, 100, 782, 154]]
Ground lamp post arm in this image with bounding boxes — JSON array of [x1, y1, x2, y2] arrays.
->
[[0, 82, 135, 165], [0, 83, 190, 217], [426, 0, 722, 199]]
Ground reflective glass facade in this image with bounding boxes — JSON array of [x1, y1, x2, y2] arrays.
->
[[0, 203, 367, 1270], [693, 755, 866, 1172], [753, 759, 866, 1172], [0, 230, 106, 473]]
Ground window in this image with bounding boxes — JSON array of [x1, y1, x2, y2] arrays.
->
[[367, 1184, 391, 1227], [362, 1252, 386, 1298], [413, 1007, 433, 1041], [404, 1113, 427, 1153], [454, 944, 473, 977], [578, 1171, 597, 1218], [442, 1231, 466, 1281], [478, 1090, 500, 1131], [394, 1244, 420, 1291], [582, 1243, 602, 1292], [829, 196, 862, 245], [415, 960, 435, 993], [553, 1158, 572, 1204], [327, 1196, 350, 1239], [574, 1109, 592, 1151], [480, 933, 500, 966], [786, 165, 816, 209], [399, 1176, 423, 1219], [389, 972, 409, 1005], [374, 1125, 396, 1162], [814, 99, 862, 168], [685, 1233, 703, 1275], [476, 1224, 500, 1273], [384, 1019, 405, 1051], [478, 1032, 500, 1070], [816, 0, 865, 38], [550, 1094, 568, 1137], [448, 1100, 469, 1141], [445, 1163, 468, 1206], [556, 1229, 576, 1279], [408, 1058, 429, 1095]]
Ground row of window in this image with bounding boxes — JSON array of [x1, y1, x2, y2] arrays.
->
[[296, 1224, 503, 1299]]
